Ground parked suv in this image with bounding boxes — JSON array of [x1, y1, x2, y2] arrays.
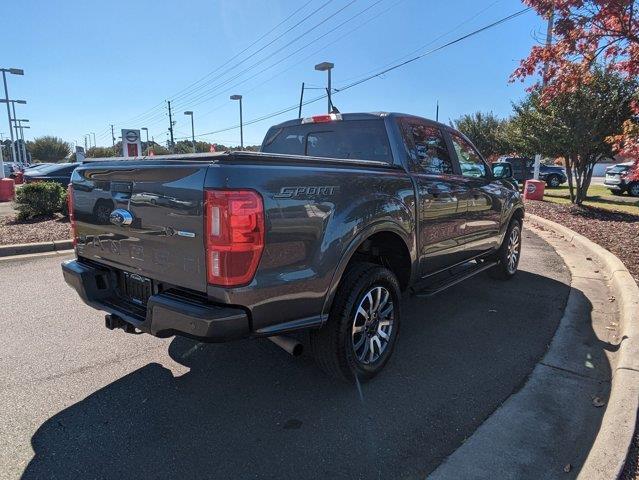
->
[[501, 157, 567, 188], [604, 161, 639, 196], [63, 112, 524, 381]]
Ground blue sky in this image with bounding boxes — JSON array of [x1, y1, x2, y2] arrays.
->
[[4, 0, 543, 148]]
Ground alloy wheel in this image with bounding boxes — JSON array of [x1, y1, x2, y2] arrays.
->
[[506, 225, 521, 274], [351, 286, 394, 365]]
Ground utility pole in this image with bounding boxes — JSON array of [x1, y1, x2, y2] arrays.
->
[[542, 8, 555, 86], [534, 7, 555, 181], [167, 100, 175, 152], [298, 82, 305, 119], [436, 100, 439, 122], [110, 124, 115, 148], [91, 132, 96, 149]]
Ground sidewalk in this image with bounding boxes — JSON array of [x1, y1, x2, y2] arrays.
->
[[429, 220, 634, 479]]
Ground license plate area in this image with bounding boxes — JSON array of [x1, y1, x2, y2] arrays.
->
[[120, 272, 154, 306]]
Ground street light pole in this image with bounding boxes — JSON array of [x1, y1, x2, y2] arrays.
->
[[230, 95, 243, 149], [314, 62, 334, 114], [10, 102, 20, 164], [184, 111, 196, 153], [1, 68, 24, 163], [17, 122, 29, 163]]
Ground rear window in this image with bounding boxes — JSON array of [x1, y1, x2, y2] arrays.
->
[[608, 165, 630, 174], [261, 119, 392, 163], [31, 163, 78, 175]]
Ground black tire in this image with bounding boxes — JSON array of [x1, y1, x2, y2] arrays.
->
[[310, 262, 401, 383], [489, 219, 522, 280], [547, 175, 561, 188], [610, 189, 624, 196], [629, 182, 639, 197]]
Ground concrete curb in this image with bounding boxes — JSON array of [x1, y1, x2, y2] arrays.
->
[[0, 239, 73, 258], [528, 213, 639, 479]]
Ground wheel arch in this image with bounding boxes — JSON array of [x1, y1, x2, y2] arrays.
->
[[321, 222, 417, 323]]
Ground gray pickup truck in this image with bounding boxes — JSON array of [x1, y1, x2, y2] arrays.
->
[[62, 112, 524, 381]]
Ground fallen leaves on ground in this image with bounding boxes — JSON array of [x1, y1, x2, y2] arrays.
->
[[525, 201, 639, 284]]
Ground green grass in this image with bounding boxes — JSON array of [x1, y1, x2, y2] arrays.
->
[[541, 184, 639, 214]]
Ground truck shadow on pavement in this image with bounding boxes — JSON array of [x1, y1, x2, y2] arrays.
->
[[22, 271, 613, 480]]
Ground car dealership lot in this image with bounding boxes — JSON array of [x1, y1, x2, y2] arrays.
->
[[1, 230, 573, 480]]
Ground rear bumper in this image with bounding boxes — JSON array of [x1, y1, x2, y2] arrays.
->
[[62, 259, 250, 342]]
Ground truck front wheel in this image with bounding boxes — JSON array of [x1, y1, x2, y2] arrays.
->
[[489, 219, 522, 280], [310, 262, 401, 382]]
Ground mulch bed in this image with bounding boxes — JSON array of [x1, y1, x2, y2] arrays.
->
[[0, 215, 71, 246], [525, 200, 639, 284]]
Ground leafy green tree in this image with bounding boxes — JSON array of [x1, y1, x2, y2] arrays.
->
[[508, 68, 636, 204], [144, 141, 169, 155], [26, 136, 71, 163], [86, 146, 116, 158], [453, 112, 511, 159]]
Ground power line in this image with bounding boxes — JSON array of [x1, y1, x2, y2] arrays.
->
[[170, 0, 383, 115], [337, 7, 532, 92], [113, 0, 361, 132], [168, 0, 359, 113], [94, 1, 327, 139], [177, 7, 532, 140], [169, 0, 332, 105], [339, 0, 503, 83]]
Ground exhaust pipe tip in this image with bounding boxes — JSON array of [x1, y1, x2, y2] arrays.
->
[[267, 335, 304, 357]]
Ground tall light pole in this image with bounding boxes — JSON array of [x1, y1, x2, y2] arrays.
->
[[91, 132, 96, 149], [314, 62, 334, 114], [16, 121, 29, 163], [1, 67, 24, 163], [184, 111, 196, 153], [230, 95, 243, 150], [141, 127, 149, 154], [0, 99, 27, 164]]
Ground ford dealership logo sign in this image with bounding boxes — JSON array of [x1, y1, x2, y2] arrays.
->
[[109, 209, 134, 226]]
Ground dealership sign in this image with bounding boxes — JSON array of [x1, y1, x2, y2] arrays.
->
[[121, 129, 142, 157]]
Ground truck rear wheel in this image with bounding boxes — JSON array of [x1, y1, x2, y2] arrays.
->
[[310, 262, 401, 383], [489, 219, 522, 280]]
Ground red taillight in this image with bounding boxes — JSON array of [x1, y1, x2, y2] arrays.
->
[[204, 190, 264, 286], [67, 184, 77, 247], [301, 113, 342, 124]]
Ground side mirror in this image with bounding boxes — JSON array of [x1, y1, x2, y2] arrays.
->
[[492, 163, 512, 179]]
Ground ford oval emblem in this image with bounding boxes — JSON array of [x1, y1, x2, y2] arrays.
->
[[109, 208, 134, 226]]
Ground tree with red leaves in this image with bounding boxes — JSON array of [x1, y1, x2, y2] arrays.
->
[[513, 0, 639, 166]]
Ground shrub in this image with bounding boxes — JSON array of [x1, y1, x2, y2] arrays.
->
[[60, 190, 69, 217], [14, 182, 66, 220]]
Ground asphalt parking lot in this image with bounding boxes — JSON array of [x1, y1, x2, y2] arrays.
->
[[0, 229, 571, 480]]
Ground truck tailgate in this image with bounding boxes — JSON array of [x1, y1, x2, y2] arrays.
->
[[71, 162, 209, 292]]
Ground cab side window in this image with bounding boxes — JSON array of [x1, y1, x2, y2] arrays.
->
[[450, 133, 488, 178], [401, 121, 453, 175]]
